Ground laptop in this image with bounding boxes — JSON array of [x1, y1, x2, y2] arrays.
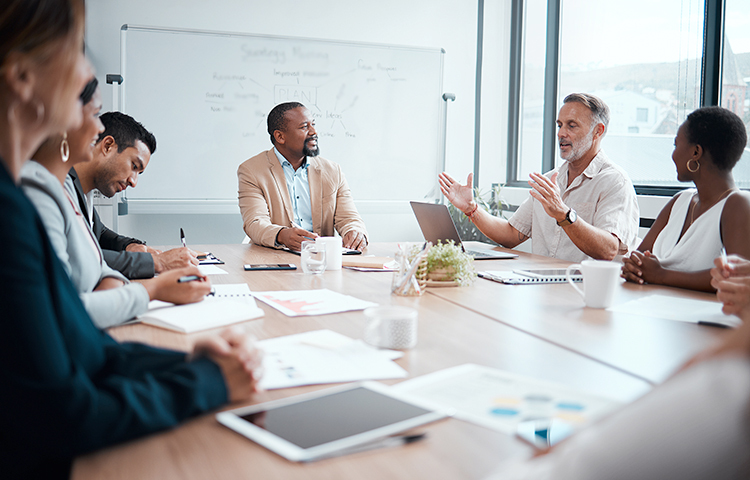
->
[[410, 201, 518, 260]]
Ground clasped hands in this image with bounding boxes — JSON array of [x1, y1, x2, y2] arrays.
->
[[621, 250, 665, 285], [193, 326, 264, 403]]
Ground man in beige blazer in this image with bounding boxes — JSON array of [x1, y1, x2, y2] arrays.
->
[[238, 102, 368, 251]]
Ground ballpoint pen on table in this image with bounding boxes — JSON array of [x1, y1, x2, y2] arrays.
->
[[180, 228, 187, 248], [306, 433, 427, 462]]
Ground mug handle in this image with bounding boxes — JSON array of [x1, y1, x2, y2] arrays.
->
[[566, 263, 584, 298]]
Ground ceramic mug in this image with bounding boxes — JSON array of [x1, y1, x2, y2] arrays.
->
[[565, 260, 621, 308], [363, 306, 418, 349], [316, 236, 342, 271]]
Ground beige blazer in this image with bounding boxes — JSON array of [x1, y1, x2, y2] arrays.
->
[[237, 149, 368, 247]]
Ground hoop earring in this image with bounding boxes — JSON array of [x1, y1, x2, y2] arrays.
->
[[687, 159, 700, 173], [8, 100, 45, 130], [60, 132, 70, 163]]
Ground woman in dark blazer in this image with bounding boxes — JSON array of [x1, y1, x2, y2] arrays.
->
[[0, 1, 262, 478]]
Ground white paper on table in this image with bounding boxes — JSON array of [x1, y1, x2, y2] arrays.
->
[[258, 329, 407, 390], [393, 364, 619, 435], [254, 289, 377, 316], [137, 296, 263, 333], [607, 294, 741, 328], [198, 264, 228, 275]]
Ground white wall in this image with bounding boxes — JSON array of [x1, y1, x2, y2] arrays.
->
[[84, 0, 506, 245]]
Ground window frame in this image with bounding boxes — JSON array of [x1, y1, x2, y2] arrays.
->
[[504, 0, 728, 196]]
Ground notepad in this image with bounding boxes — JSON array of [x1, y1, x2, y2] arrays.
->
[[138, 284, 264, 333], [342, 256, 397, 270], [198, 264, 228, 275]]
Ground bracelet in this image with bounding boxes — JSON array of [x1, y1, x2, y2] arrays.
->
[[466, 203, 479, 221]]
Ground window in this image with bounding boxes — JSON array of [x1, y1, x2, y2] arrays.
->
[[507, 0, 748, 191], [721, 0, 750, 188]]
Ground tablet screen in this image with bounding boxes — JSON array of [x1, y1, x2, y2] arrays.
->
[[239, 386, 432, 449]]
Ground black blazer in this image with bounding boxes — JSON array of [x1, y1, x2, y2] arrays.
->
[[68, 167, 155, 279], [1, 162, 227, 478]]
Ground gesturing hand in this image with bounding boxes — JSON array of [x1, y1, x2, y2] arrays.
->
[[438, 172, 475, 214], [528, 172, 568, 223], [193, 327, 264, 403]]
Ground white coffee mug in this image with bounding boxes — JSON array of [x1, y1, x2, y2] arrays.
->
[[565, 260, 621, 309], [363, 306, 418, 349], [316, 236, 342, 271]]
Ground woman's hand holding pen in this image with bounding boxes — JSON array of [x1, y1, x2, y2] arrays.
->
[[142, 266, 211, 305]]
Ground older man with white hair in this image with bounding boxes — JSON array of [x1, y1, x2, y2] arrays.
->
[[439, 93, 638, 262]]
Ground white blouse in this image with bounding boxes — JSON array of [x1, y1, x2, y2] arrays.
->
[[652, 188, 729, 272]]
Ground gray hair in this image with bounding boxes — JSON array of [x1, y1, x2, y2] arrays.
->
[[563, 93, 610, 134]]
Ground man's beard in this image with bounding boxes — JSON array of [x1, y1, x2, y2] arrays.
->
[[560, 128, 594, 162], [303, 139, 320, 157]]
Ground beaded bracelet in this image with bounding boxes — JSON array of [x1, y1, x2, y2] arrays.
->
[[466, 203, 479, 221]]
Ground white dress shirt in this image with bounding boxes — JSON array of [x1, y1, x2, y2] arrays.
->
[[508, 151, 639, 262]]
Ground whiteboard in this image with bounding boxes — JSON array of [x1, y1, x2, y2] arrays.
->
[[119, 25, 445, 208]]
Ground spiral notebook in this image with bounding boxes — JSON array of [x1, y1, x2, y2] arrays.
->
[[136, 284, 263, 333], [479, 269, 582, 285]]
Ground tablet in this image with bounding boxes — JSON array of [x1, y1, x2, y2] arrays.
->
[[216, 382, 451, 462]]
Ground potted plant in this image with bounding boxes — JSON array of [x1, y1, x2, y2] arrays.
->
[[410, 240, 477, 287]]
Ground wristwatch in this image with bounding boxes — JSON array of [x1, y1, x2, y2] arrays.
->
[[557, 208, 577, 227]]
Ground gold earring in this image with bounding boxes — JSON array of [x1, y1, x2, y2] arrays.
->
[[687, 158, 700, 172], [60, 132, 70, 163]]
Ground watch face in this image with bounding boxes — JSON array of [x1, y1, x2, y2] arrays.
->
[[569, 209, 578, 223]]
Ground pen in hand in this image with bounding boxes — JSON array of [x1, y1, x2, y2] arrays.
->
[[180, 228, 187, 248], [291, 221, 316, 241], [177, 275, 203, 283]]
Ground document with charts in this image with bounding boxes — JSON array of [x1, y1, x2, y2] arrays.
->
[[394, 364, 619, 434], [253, 289, 377, 316], [258, 329, 406, 390]]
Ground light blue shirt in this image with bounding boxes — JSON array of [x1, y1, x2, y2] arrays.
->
[[274, 147, 313, 232]]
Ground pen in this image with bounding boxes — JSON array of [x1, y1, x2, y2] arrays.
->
[[308, 433, 427, 462], [720, 247, 728, 268], [177, 275, 202, 283], [291, 221, 316, 241], [180, 228, 187, 248]]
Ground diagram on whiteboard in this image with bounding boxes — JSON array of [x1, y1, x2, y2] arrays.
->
[[120, 26, 444, 203]]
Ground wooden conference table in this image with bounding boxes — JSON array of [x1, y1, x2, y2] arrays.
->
[[73, 242, 728, 480]]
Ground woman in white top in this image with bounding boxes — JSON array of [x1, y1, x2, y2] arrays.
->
[[622, 106, 750, 292], [21, 78, 209, 328]]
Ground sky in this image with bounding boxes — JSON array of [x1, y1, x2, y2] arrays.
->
[[523, 0, 750, 70]]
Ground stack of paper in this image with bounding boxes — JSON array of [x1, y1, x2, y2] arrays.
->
[[137, 284, 263, 333], [258, 329, 406, 390], [254, 289, 377, 316]]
